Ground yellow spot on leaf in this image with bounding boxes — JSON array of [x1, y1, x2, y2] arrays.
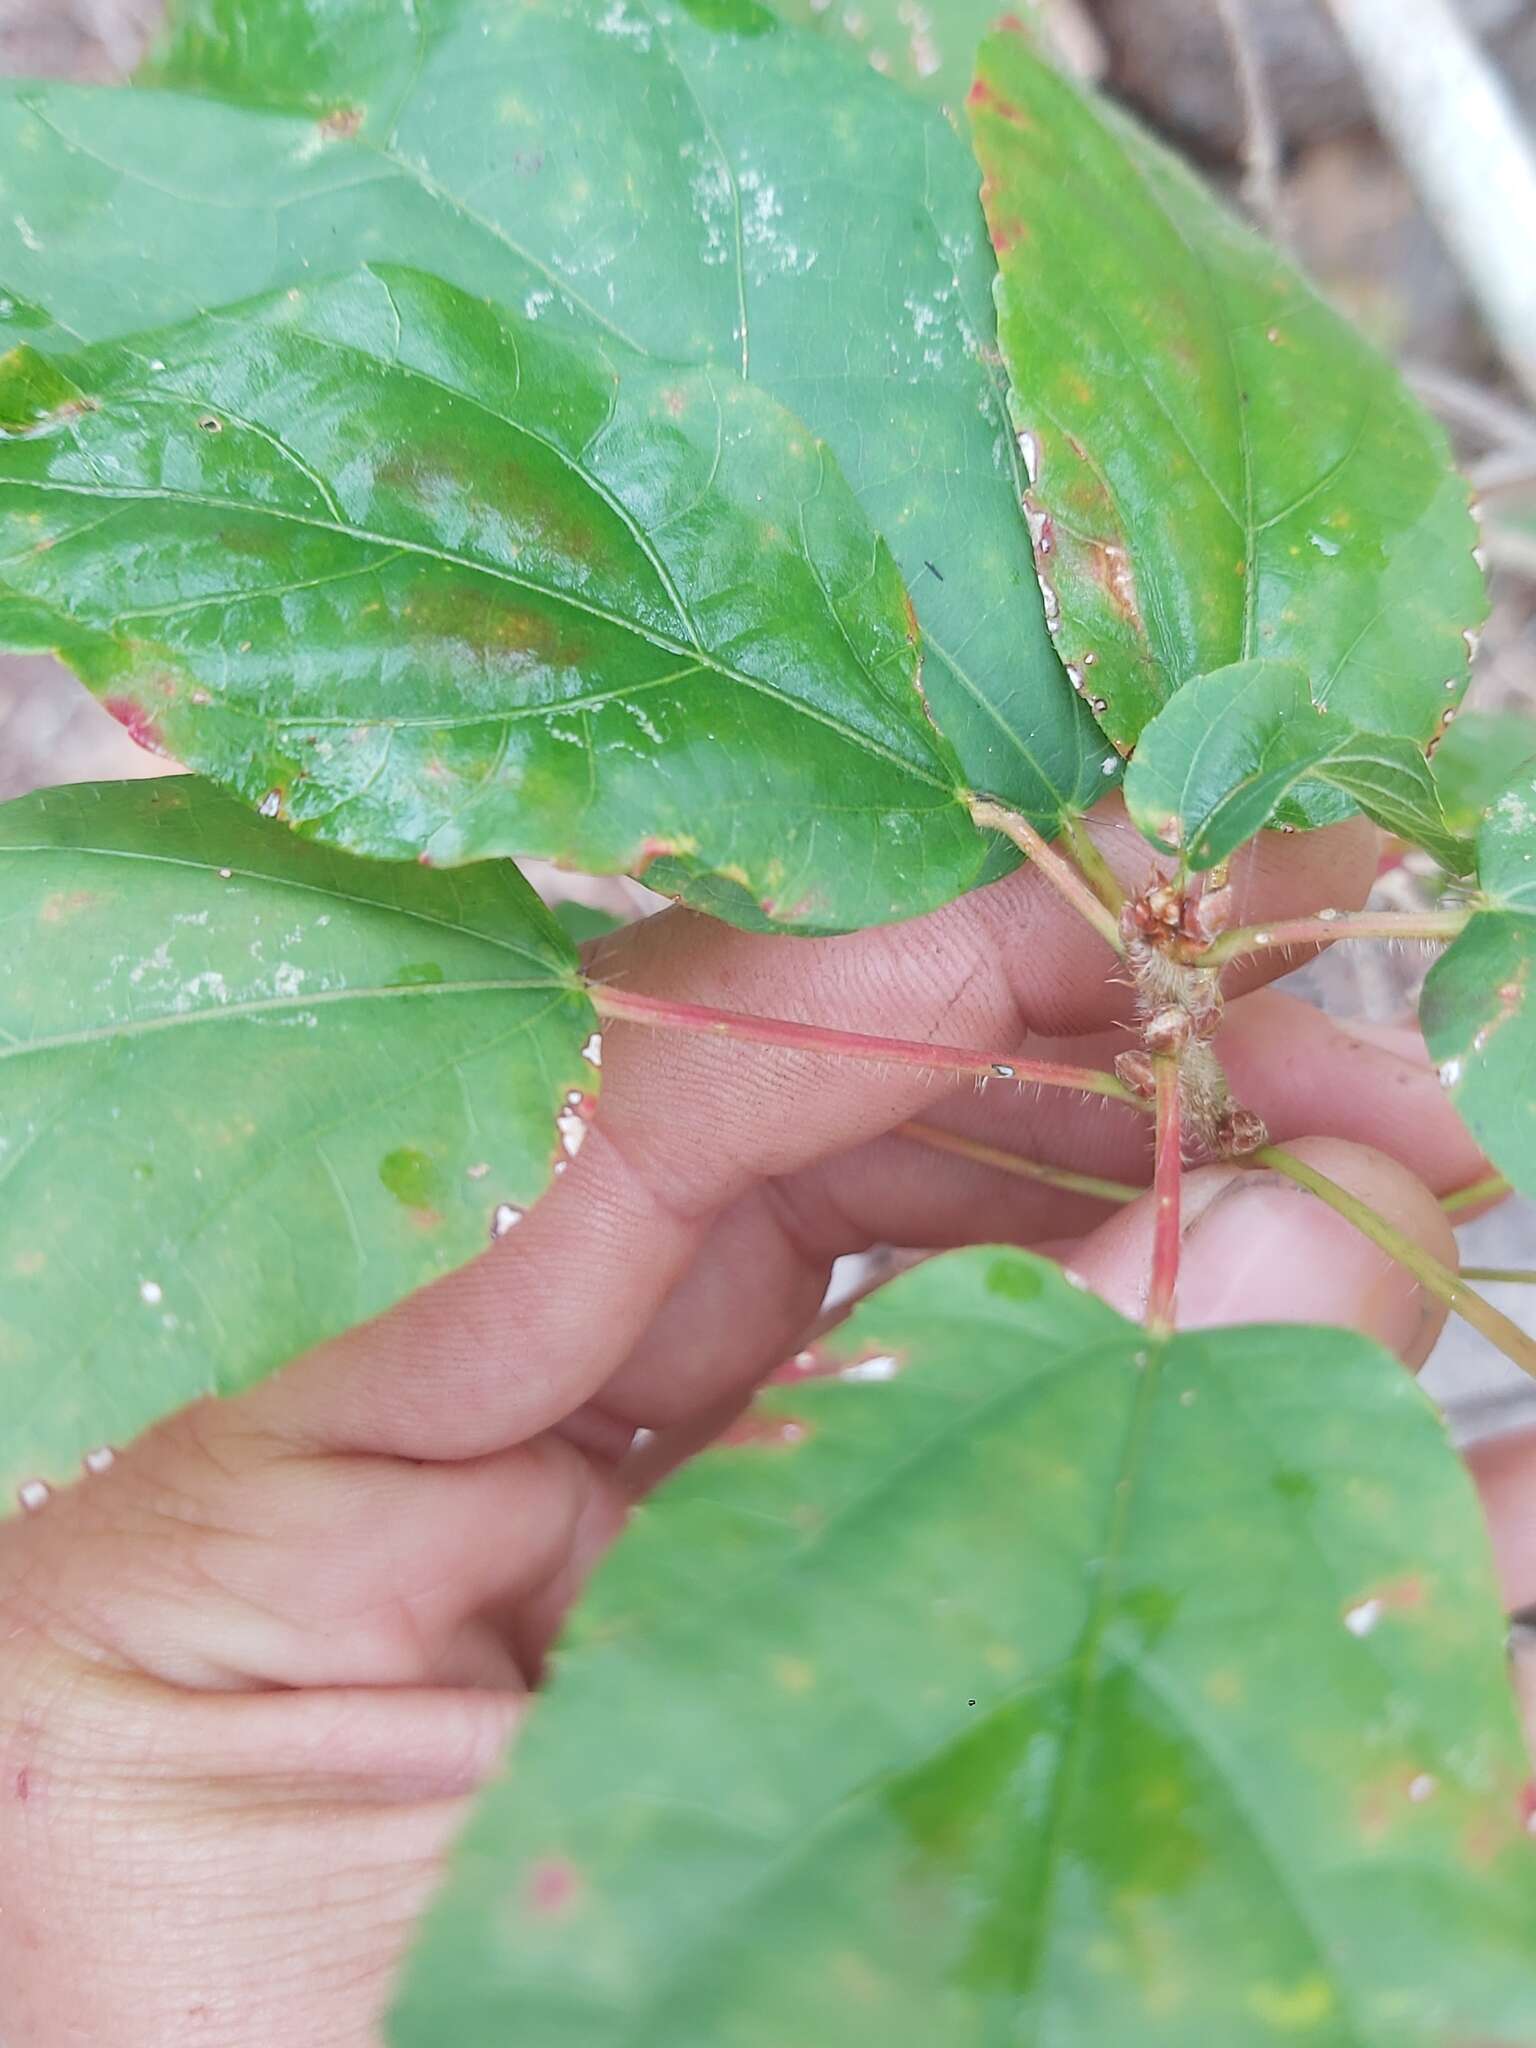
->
[[772, 1656, 816, 1696], [1248, 1976, 1336, 2029]]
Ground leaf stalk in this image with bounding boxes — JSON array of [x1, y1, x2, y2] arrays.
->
[[897, 1122, 1144, 1207], [589, 985, 1137, 1102], [1255, 1146, 1536, 1380], [1199, 907, 1470, 968], [969, 797, 1125, 954]]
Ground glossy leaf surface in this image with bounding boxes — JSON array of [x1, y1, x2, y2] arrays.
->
[[392, 1248, 1536, 2046], [0, 267, 990, 931], [2, 0, 1109, 843], [1125, 661, 1470, 870], [0, 776, 595, 1503], [1423, 773, 1536, 1197], [970, 25, 1487, 792]]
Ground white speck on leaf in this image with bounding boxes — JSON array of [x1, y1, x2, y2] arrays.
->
[[140, 1280, 163, 1307], [491, 1203, 523, 1241], [1344, 1597, 1384, 1638]]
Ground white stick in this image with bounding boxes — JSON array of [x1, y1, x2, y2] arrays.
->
[[1324, 0, 1536, 405]]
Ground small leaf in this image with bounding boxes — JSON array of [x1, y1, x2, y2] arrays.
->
[[1422, 771, 1536, 1196], [1474, 771, 1536, 916], [0, 776, 596, 1503], [1432, 710, 1536, 838], [969, 26, 1486, 802], [391, 1248, 1536, 2045], [4, 0, 1108, 855], [0, 265, 990, 933], [1124, 660, 1470, 870]]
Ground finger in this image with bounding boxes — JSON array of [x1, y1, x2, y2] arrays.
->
[[1068, 1135, 1456, 1366], [247, 812, 1377, 1461], [622, 1137, 1457, 1496], [1465, 1428, 1536, 1614], [9, 1404, 618, 1693], [939, 990, 1487, 1200], [577, 994, 1479, 1430]]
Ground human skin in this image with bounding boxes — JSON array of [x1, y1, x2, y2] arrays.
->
[[0, 806, 1524, 2046]]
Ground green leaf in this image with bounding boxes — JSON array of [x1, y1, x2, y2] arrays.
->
[[771, 0, 1001, 106], [0, 775, 596, 1504], [1124, 660, 1470, 871], [1433, 710, 1536, 841], [1422, 771, 1536, 1196], [550, 902, 628, 947], [969, 26, 1486, 801], [391, 1247, 1536, 2046], [1423, 912, 1536, 1200], [142, 0, 426, 124], [3, 0, 1109, 851], [0, 265, 991, 933]]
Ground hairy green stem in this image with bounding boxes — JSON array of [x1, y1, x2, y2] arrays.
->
[[1256, 1145, 1536, 1380], [969, 797, 1125, 953], [1200, 907, 1470, 968], [589, 985, 1137, 1102], [897, 1121, 1144, 1206]]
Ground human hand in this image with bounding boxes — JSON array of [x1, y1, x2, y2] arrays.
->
[[0, 809, 1515, 2046]]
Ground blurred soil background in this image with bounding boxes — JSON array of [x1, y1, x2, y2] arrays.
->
[[2, 0, 1534, 1429]]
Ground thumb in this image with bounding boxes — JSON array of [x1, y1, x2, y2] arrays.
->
[[1066, 1136, 1457, 1369]]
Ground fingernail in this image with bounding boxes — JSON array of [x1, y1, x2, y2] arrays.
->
[[1178, 1177, 1428, 1355]]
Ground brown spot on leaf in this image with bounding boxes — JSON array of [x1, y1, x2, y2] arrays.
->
[[38, 890, 98, 926], [319, 106, 363, 140], [400, 582, 593, 674], [967, 78, 1029, 125], [1085, 538, 1146, 635]]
